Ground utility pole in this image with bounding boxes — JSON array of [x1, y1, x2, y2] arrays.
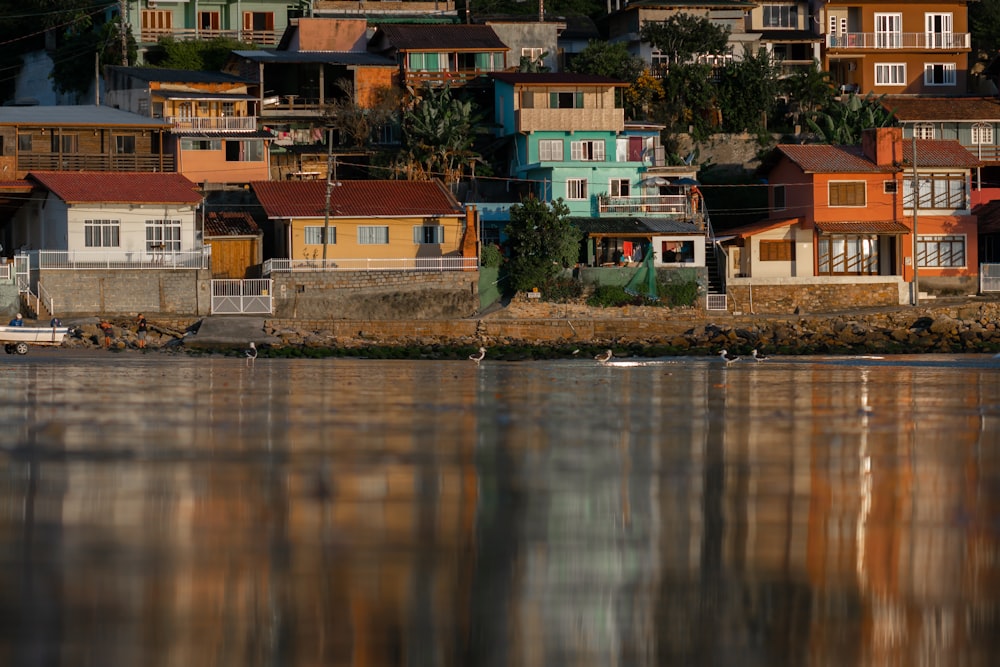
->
[[119, 0, 128, 66], [911, 131, 919, 307], [323, 128, 339, 263]]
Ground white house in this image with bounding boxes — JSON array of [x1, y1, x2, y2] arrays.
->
[[12, 171, 203, 262]]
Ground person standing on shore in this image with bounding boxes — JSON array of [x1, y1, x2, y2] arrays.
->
[[136, 313, 148, 349], [99, 320, 113, 348]]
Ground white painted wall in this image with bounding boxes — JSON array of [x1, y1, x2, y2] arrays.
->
[[652, 235, 705, 266]]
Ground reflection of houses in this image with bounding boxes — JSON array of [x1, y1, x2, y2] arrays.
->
[[367, 24, 509, 90], [0, 106, 173, 180], [103, 67, 272, 186], [816, 0, 972, 95], [723, 127, 981, 312]]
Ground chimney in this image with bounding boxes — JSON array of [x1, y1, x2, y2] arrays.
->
[[861, 127, 903, 167]]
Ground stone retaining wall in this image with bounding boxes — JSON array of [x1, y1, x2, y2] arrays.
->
[[726, 281, 904, 314], [41, 269, 211, 317]]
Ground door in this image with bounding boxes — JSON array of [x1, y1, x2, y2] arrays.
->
[[926, 13, 953, 49]]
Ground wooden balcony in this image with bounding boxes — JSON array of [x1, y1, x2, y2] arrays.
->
[[517, 107, 625, 133], [402, 69, 496, 88], [826, 32, 970, 50], [166, 116, 259, 132], [139, 28, 278, 46], [17, 153, 175, 173], [313, 0, 457, 15]]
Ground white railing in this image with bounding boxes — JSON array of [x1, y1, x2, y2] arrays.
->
[[599, 194, 688, 215], [166, 116, 259, 132], [211, 279, 272, 315], [827, 32, 970, 50], [36, 281, 54, 317], [263, 257, 479, 275], [38, 248, 211, 270], [0, 263, 9, 281], [981, 264, 1000, 293]]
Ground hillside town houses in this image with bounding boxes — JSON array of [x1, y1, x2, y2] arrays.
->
[[0, 0, 997, 320]]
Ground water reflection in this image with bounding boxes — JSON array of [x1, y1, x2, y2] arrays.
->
[[0, 352, 998, 666]]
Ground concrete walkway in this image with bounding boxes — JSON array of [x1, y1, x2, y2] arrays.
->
[[185, 316, 280, 349]]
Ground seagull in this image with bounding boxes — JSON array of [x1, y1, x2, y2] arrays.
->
[[245, 342, 257, 367], [595, 349, 613, 363], [719, 349, 740, 365], [751, 349, 769, 363], [469, 346, 486, 365]]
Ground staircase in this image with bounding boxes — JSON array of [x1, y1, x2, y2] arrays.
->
[[705, 239, 725, 294]]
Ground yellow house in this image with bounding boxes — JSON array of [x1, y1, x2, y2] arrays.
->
[[251, 179, 475, 264]]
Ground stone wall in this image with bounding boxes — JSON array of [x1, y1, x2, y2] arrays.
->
[[270, 270, 479, 320], [40, 269, 212, 317], [726, 281, 905, 314]]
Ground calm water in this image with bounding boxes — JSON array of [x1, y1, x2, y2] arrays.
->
[[0, 350, 999, 667]]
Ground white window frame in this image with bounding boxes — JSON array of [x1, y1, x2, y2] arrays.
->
[[413, 225, 445, 244], [145, 219, 182, 252], [972, 123, 994, 145], [566, 178, 588, 200], [874, 13, 902, 49], [538, 139, 564, 161], [875, 63, 906, 86], [925, 13, 953, 49], [924, 63, 956, 86], [520, 47, 544, 65], [918, 234, 965, 268], [914, 123, 936, 139], [84, 219, 120, 248], [610, 178, 630, 197], [570, 140, 605, 161], [763, 4, 798, 29], [304, 226, 334, 245], [358, 226, 389, 245]]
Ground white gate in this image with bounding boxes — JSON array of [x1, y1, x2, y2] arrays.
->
[[211, 279, 272, 314], [13, 253, 30, 293], [981, 264, 1000, 292]]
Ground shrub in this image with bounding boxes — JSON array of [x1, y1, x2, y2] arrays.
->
[[587, 285, 633, 307], [480, 244, 503, 268], [660, 279, 700, 307], [541, 277, 583, 302]]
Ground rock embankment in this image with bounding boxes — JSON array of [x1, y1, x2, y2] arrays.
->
[[46, 298, 1000, 356]]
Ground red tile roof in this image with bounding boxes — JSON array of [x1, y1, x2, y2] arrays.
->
[[902, 140, 984, 168], [27, 172, 202, 204], [721, 216, 802, 239], [883, 96, 1000, 122], [777, 144, 892, 173], [251, 179, 465, 219], [814, 220, 910, 234], [204, 211, 260, 237]]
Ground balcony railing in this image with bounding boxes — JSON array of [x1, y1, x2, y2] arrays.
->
[[139, 28, 278, 46], [517, 107, 625, 133], [826, 32, 970, 50], [599, 194, 690, 216], [38, 249, 210, 270], [263, 257, 478, 275], [18, 153, 174, 173], [403, 69, 496, 87], [166, 116, 259, 132]]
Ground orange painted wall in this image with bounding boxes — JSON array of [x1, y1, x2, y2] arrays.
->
[[177, 145, 269, 185], [355, 67, 398, 109]]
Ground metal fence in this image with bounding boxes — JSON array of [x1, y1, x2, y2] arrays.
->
[[706, 293, 728, 311], [211, 279, 273, 315], [981, 264, 1000, 293], [263, 257, 478, 275], [0, 263, 9, 282], [38, 249, 211, 270]]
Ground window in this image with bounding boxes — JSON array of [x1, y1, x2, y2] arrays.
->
[[925, 13, 953, 49], [222, 102, 235, 117], [199, 10, 220, 31], [570, 140, 605, 161], [874, 13, 902, 48], [610, 179, 630, 197], [566, 178, 587, 200], [884, 180, 898, 194], [413, 225, 444, 244], [358, 226, 389, 244], [763, 5, 798, 28], [50, 134, 78, 153], [918, 234, 965, 267], [903, 174, 967, 210], [225, 139, 264, 162], [84, 219, 120, 248], [538, 139, 563, 161], [828, 181, 866, 207], [550, 92, 584, 109], [374, 123, 401, 145], [243, 11, 274, 34], [773, 184, 786, 210], [115, 135, 135, 154], [914, 123, 936, 139], [304, 226, 335, 245], [408, 52, 442, 72], [138, 99, 149, 116], [521, 47, 544, 65], [17, 134, 31, 152], [924, 63, 956, 86], [972, 123, 994, 145], [875, 63, 906, 86], [181, 138, 221, 151], [818, 236, 880, 275], [759, 239, 795, 261], [146, 219, 181, 252]]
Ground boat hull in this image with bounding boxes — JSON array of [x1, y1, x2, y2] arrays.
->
[[0, 325, 69, 345]]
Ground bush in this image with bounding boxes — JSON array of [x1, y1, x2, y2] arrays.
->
[[480, 244, 503, 268], [586, 285, 633, 307], [660, 279, 699, 307], [539, 277, 583, 302]]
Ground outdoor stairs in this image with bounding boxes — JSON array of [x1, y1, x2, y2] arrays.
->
[[705, 239, 725, 294]]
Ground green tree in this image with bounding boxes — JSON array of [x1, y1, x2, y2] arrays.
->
[[659, 62, 717, 138], [806, 92, 896, 145], [640, 14, 730, 66], [566, 40, 644, 82], [715, 48, 777, 134], [780, 62, 836, 128], [150, 36, 251, 71], [323, 79, 401, 148], [393, 85, 481, 184], [505, 197, 581, 292], [50, 17, 136, 100], [971, 0, 1000, 52]]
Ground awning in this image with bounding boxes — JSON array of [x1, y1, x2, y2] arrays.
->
[[153, 91, 257, 101], [814, 220, 910, 234]]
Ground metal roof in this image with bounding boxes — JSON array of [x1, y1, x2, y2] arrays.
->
[[106, 66, 253, 85], [154, 91, 256, 101], [492, 72, 626, 86], [232, 50, 395, 66], [0, 105, 170, 127]]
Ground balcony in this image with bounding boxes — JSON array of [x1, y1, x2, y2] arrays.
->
[[313, 0, 457, 15], [826, 32, 970, 50], [598, 194, 690, 217], [402, 69, 497, 88], [17, 153, 175, 173], [517, 107, 625, 133], [166, 116, 259, 132], [139, 28, 278, 46]]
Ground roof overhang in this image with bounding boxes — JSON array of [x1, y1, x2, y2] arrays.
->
[[814, 220, 911, 235]]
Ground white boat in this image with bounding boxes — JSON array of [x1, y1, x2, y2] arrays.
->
[[0, 325, 70, 354]]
